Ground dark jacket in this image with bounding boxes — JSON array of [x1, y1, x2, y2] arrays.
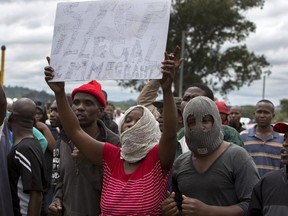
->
[[52, 120, 121, 216]]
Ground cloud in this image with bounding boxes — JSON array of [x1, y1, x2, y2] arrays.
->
[[0, 0, 287, 106], [223, 0, 288, 106]]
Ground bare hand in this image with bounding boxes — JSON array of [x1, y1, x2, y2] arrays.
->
[[160, 46, 184, 91], [167, 45, 184, 70], [182, 195, 210, 216], [161, 192, 179, 216], [44, 56, 65, 94], [48, 198, 62, 216], [71, 146, 81, 159]]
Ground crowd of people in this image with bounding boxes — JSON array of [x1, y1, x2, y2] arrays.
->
[[0, 46, 287, 216]]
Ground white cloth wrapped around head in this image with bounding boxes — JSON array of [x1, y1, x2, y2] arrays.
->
[[119, 105, 161, 163]]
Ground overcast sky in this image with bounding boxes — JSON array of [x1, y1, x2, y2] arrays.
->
[[0, 0, 287, 106]]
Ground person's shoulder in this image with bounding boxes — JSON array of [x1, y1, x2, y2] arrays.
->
[[103, 142, 121, 156], [225, 143, 250, 159], [98, 119, 121, 146], [221, 125, 239, 136], [174, 151, 192, 166], [256, 169, 284, 188], [108, 120, 119, 134], [239, 127, 252, 137], [19, 137, 41, 147], [17, 138, 44, 159], [47, 124, 59, 137], [105, 127, 121, 147], [221, 124, 235, 131], [222, 125, 241, 136], [264, 168, 283, 178], [227, 143, 246, 152], [239, 126, 246, 133], [271, 130, 284, 141]]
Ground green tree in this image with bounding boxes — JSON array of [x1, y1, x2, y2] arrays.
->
[[275, 99, 288, 122], [118, 0, 270, 96], [241, 105, 255, 119]]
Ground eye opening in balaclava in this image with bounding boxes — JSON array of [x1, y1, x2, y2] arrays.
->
[[186, 114, 215, 131]]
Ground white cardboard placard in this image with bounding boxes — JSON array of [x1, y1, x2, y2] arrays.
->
[[50, 0, 171, 81]]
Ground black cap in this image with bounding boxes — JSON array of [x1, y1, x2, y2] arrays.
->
[[153, 97, 182, 111]]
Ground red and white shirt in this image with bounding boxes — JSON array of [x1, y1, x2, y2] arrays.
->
[[101, 143, 169, 216]]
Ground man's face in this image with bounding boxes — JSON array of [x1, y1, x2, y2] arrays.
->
[[157, 106, 182, 132], [72, 92, 103, 127], [35, 108, 43, 122], [104, 105, 114, 120], [181, 87, 206, 113], [254, 102, 275, 127], [229, 107, 242, 125], [219, 113, 228, 125], [49, 101, 61, 128]]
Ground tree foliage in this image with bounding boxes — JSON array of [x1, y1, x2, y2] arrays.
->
[[3, 85, 55, 103], [241, 105, 256, 120], [117, 0, 270, 96], [275, 99, 288, 122]]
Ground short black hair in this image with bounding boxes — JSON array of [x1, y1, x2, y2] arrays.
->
[[256, 99, 275, 111], [188, 83, 214, 101], [106, 102, 115, 109], [102, 90, 108, 101]]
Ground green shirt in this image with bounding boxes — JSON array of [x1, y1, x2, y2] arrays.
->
[[221, 125, 244, 147]]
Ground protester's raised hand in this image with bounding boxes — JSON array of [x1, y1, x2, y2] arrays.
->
[[44, 56, 65, 94], [167, 45, 183, 70], [160, 46, 184, 91]]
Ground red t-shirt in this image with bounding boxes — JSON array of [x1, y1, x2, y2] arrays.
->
[[100, 143, 169, 216]]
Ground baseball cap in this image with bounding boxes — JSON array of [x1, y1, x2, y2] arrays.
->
[[153, 97, 182, 112], [215, 101, 230, 115], [273, 122, 288, 134]]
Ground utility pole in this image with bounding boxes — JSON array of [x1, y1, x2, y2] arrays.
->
[[262, 75, 266, 99], [178, 30, 185, 97], [0, 45, 6, 85]]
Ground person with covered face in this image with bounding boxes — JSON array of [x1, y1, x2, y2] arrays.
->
[[161, 96, 260, 216], [248, 122, 288, 216], [44, 50, 180, 215]]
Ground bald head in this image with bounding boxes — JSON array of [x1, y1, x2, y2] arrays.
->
[[230, 105, 242, 112], [229, 105, 242, 126], [12, 98, 36, 125]]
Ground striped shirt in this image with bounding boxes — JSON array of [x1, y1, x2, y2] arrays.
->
[[101, 143, 169, 216], [240, 125, 284, 177]]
